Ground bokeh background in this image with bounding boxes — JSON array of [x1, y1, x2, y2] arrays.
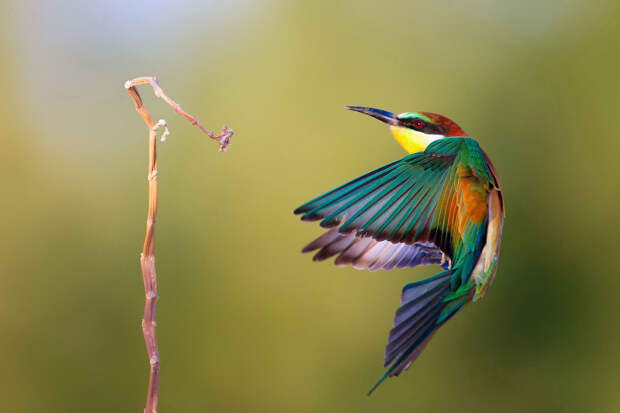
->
[[1, 1, 619, 412]]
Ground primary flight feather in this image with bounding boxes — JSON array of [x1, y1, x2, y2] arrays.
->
[[294, 107, 505, 394]]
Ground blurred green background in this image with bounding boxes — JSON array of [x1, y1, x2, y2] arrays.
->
[[1, 1, 619, 412]]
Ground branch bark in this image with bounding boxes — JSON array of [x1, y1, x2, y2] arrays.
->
[[124, 76, 233, 413]]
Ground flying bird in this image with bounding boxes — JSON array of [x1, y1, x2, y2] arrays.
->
[[294, 107, 504, 394]]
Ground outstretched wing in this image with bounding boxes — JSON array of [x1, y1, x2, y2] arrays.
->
[[294, 138, 473, 266]]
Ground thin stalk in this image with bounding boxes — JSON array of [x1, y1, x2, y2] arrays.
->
[[124, 76, 233, 413]]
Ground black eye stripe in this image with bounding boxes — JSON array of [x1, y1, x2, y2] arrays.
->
[[403, 119, 446, 135], [398, 116, 448, 135], [401, 118, 425, 130]]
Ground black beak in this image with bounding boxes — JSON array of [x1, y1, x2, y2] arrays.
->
[[345, 106, 399, 126]]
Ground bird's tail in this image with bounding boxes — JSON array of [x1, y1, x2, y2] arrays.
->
[[368, 268, 469, 395]]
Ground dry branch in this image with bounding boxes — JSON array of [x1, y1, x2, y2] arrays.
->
[[124, 76, 233, 413]]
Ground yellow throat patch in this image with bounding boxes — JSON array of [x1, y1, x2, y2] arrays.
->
[[390, 126, 442, 154]]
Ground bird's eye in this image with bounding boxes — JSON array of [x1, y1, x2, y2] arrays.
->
[[413, 119, 425, 130]]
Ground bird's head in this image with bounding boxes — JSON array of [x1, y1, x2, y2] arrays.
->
[[345, 106, 466, 154]]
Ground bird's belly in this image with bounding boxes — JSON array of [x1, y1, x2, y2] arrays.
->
[[472, 189, 504, 301]]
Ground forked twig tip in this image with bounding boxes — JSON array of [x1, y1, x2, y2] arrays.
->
[[215, 126, 234, 152], [153, 119, 170, 142]]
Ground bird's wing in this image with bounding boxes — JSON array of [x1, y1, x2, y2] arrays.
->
[[294, 138, 486, 267], [301, 227, 451, 271]]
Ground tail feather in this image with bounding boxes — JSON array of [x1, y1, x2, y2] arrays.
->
[[368, 268, 469, 395], [385, 299, 444, 364], [393, 282, 449, 326], [368, 323, 438, 395], [389, 330, 437, 377]]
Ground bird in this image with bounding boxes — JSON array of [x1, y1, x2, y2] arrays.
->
[[293, 106, 504, 395]]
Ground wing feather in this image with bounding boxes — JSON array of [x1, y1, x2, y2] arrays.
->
[[302, 228, 450, 272], [295, 137, 497, 273]]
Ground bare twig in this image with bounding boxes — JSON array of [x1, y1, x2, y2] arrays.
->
[[124, 76, 233, 151], [124, 76, 233, 413]]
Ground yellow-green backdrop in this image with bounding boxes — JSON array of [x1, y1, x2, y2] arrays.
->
[[1, 1, 619, 412]]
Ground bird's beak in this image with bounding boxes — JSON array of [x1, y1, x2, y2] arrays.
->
[[345, 106, 399, 126]]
